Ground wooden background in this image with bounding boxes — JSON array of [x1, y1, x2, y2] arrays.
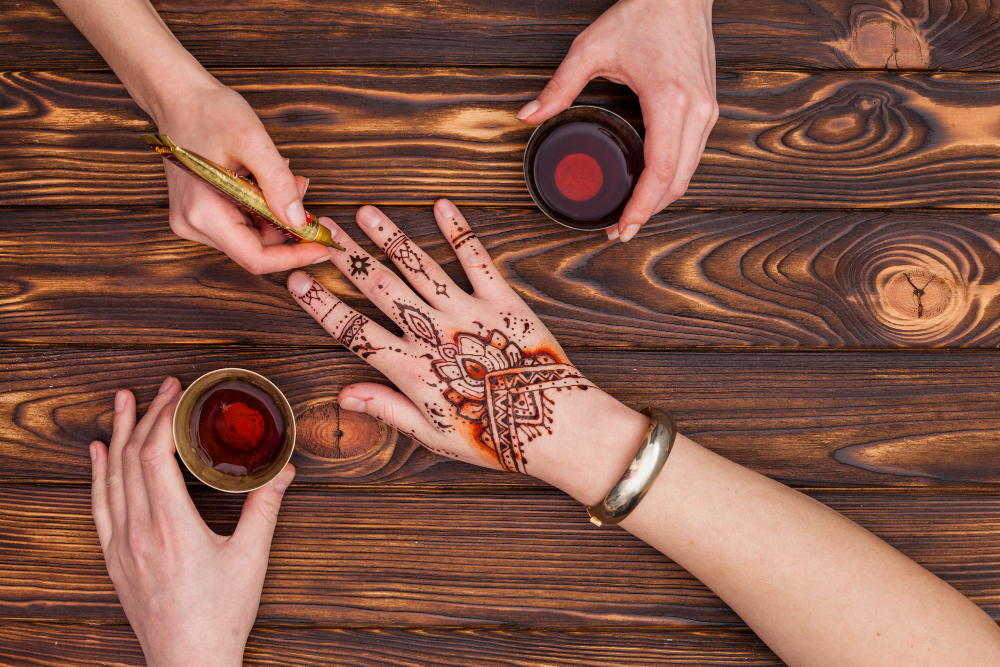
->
[[3, 0, 1000, 664]]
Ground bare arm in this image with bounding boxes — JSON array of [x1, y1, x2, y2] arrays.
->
[[544, 433, 1000, 666], [53, 0, 329, 273]]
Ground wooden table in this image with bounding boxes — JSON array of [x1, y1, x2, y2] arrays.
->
[[3, 1, 1000, 664]]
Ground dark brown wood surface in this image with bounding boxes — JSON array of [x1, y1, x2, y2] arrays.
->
[[1, 0, 995, 71], [5, 70, 1000, 209], [4, 0, 1000, 664], [0, 624, 782, 666], [6, 347, 1000, 488], [4, 486, 1000, 627], [8, 207, 1000, 348]]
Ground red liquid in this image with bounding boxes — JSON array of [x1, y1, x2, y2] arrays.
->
[[533, 122, 633, 222], [191, 381, 284, 475]]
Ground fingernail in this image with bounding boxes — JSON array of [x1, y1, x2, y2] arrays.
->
[[287, 271, 314, 296], [157, 377, 173, 394], [114, 390, 127, 413], [340, 396, 366, 412], [516, 99, 540, 120], [311, 255, 329, 265], [356, 205, 380, 229], [619, 224, 641, 243], [89, 443, 96, 462], [284, 158, 290, 166], [303, 178, 310, 195], [607, 226, 620, 241], [273, 465, 296, 494], [284, 200, 307, 229], [436, 198, 458, 216]]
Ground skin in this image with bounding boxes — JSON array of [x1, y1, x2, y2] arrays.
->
[[517, 0, 719, 242], [53, 0, 330, 274], [89, 377, 295, 667], [92, 202, 1000, 664]]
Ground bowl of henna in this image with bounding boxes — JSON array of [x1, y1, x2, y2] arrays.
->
[[524, 105, 644, 230], [173, 368, 296, 493]]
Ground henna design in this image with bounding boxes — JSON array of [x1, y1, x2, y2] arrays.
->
[[451, 229, 477, 249], [395, 303, 592, 472], [298, 281, 324, 308], [384, 230, 449, 298], [339, 312, 368, 347], [349, 254, 372, 277]]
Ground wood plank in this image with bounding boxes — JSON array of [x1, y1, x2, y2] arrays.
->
[[8, 207, 1000, 349], [1, 0, 995, 72], [3, 485, 1000, 627], [0, 623, 783, 666], [4, 70, 1000, 209], [7, 347, 1000, 488]]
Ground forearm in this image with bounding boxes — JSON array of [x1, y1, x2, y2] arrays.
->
[[53, 0, 218, 124], [550, 424, 1000, 665]]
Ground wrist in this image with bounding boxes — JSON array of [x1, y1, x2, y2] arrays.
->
[[140, 61, 222, 129], [527, 390, 650, 506]]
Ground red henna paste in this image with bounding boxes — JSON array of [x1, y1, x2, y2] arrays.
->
[[554, 153, 603, 201], [192, 381, 284, 475]]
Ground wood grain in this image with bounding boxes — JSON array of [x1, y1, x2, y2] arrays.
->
[[5, 70, 1000, 208], [2, 0, 997, 72], [10, 207, 1000, 348], [7, 347, 1000, 488], [0, 623, 783, 666], [3, 485, 1000, 627]]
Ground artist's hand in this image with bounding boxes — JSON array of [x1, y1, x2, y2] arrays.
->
[[287, 200, 647, 502], [155, 79, 329, 274], [89, 377, 295, 667], [517, 0, 718, 242]]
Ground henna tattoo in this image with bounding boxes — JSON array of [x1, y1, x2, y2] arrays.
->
[[395, 302, 592, 472], [293, 279, 383, 359], [383, 230, 450, 298], [451, 229, 477, 249], [348, 254, 372, 277]]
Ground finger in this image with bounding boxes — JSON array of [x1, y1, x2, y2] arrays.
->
[[138, 396, 200, 527], [106, 389, 137, 533], [617, 107, 683, 242], [516, 38, 597, 124], [233, 464, 295, 556], [237, 132, 308, 230], [319, 219, 432, 329], [212, 220, 330, 274], [354, 205, 461, 308], [433, 199, 508, 299], [120, 378, 182, 532], [338, 383, 441, 447], [286, 270, 402, 374], [90, 440, 113, 551]]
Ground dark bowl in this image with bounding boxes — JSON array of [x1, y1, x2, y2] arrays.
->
[[523, 106, 644, 231]]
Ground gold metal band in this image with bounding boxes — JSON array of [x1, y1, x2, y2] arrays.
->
[[586, 407, 677, 527]]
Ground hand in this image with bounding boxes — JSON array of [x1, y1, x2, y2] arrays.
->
[[154, 77, 330, 274], [89, 377, 295, 667], [516, 0, 719, 242], [286, 199, 648, 504]]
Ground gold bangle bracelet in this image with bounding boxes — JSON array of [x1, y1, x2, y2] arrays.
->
[[586, 407, 677, 527]]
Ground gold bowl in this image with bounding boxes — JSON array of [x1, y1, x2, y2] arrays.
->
[[173, 368, 296, 493]]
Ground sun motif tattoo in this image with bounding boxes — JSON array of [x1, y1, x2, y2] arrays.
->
[[348, 254, 372, 277], [384, 230, 449, 298], [395, 302, 593, 472]]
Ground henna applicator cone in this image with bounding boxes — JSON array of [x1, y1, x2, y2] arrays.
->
[[142, 134, 344, 250]]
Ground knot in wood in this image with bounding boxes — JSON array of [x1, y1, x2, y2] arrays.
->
[[296, 399, 398, 477]]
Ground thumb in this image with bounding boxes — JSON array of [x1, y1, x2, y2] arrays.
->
[[339, 383, 437, 445], [233, 463, 295, 552], [516, 43, 596, 124], [239, 133, 308, 229]]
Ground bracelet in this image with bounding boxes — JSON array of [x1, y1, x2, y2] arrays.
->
[[586, 407, 677, 527]]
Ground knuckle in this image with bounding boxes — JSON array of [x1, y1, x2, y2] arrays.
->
[[668, 180, 691, 200], [649, 161, 676, 185], [369, 269, 396, 296]]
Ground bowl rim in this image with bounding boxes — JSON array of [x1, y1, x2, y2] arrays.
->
[[172, 367, 297, 493], [523, 105, 644, 231]]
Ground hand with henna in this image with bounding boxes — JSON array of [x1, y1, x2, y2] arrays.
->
[[287, 199, 649, 498], [516, 0, 718, 242]]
